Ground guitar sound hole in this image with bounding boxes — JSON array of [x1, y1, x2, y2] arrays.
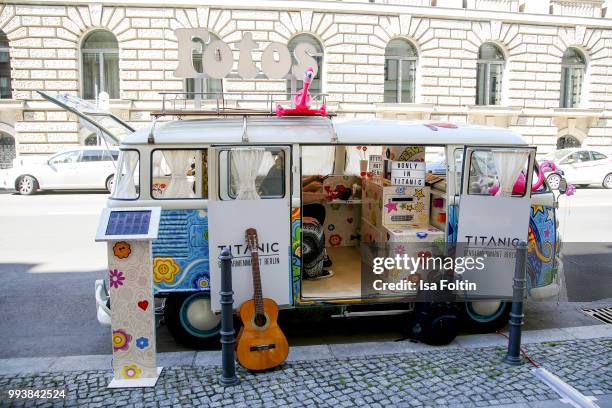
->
[[254, 313, 267, 327]]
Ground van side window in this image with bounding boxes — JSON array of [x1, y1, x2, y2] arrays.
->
[[218, 148, 285, 200], [467, 150, 527, 197], [112, 150, 140, 200], [151, 149, 208, 199]]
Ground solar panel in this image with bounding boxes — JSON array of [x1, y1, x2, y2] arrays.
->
[[105, 210, 152, 236]]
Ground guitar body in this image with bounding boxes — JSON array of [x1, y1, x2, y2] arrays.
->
[[236, 298, 289, 371]]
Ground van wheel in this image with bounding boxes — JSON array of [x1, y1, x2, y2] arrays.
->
[[105, 175, 115, 192], [17, 175, 38, 195], [164, 293, 221, 349], [603, 173, 612, 189], [462, 301, 511, 333]]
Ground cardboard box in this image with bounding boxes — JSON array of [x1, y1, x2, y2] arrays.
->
[[362, 179, 430, 228]]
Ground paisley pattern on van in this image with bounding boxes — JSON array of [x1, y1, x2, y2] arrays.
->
[[152, 210, 210, 293], [527, 205, 557, 290], [291, 208, 303, 304]]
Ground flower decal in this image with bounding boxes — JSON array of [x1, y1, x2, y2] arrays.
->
[[121, 364, 142, 379], [193, 275, 209, 290], [153, 257, 180, 284], [329, 234, 342, 247], [112, 241, 131, 259], [112, 329, 132, 352], [327, 224, 335, 231], [109, 269, 125, 289], [136, 337, 149, 350]]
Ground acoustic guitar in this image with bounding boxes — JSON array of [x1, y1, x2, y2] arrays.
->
[[236, 228, 289, 371]]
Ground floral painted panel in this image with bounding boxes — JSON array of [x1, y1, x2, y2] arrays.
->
[[152, 210, 210, 293], [108, 240, 157, 380]]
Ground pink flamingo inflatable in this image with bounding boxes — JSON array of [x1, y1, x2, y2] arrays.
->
[[489, 160, 575, 196], [276, 67, 327, 117]]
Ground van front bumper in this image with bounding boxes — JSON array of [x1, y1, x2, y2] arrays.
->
[[95, 279, 111, 326]]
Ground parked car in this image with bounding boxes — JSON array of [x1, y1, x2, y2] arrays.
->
[[2, 146, 119, 195], [542, 148, 612, 189]]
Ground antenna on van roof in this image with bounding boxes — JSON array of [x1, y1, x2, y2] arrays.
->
[[150, 91, 335, 119]]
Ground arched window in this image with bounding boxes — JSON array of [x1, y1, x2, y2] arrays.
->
[[384, 38, 417, 103], [81, 31, 119, 100], [185, 32, 223, 101], [476, 43, 504, 105], [557, 135, 581, 149], [286, 34, 323, 98], [0, 31, 11, 99], [0, 132, 16, 169], [560, 48, 586, 108]]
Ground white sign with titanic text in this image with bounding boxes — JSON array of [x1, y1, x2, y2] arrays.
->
[[456, 195, 531, 298], [208, 199, 290, 311]]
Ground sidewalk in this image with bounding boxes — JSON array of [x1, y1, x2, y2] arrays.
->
[[1, 325, 611, 407]]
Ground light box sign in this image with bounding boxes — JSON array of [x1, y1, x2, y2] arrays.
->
[[391, 161, 425, 187], [174, 29, 318, 80]]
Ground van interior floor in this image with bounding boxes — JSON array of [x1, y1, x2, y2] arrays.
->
[[301, 246, 361, 299]]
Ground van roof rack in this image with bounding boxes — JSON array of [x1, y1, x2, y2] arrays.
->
[[150, 91, 335, 119]]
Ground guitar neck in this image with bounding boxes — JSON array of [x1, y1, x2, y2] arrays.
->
[[250, 251, 265, 316]]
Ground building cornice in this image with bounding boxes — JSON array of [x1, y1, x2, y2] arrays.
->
[[3, 0, 612, 29]]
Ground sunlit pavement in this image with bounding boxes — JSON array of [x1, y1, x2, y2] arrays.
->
[[0, 188, 610, 359]]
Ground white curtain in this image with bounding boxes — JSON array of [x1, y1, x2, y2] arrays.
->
[[162, 150, 196, 198], [301, 146, 335, 176], [231, 148, 265, 200], [113, 151, 138, 199], [492, 150, 529, 197]]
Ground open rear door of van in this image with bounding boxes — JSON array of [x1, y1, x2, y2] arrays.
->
[[37, 90, 134, 145], [207, 145, 292, 312], [456, 146, 536, 299]]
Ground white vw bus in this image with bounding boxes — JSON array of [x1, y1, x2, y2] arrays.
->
[[41, 92, 562, 347]]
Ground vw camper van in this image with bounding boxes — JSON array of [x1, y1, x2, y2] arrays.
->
[[41, 91, 562, 347]]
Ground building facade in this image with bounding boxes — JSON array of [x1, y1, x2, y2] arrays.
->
[[0, 0, 611, 167]]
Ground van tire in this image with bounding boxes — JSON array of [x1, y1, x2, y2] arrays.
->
[[164, 293, 222, 349], [461, 301, 511, 333]]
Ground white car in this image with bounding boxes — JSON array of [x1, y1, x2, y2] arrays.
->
[[4, 146, 119, 195], [542, 148, 612, 189]]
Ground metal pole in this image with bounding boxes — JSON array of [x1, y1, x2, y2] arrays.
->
[[219, 248, 239, 386], [504, 240, 528, 365]]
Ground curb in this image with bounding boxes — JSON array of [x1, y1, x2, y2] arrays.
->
[[1, 324, 610, 376]]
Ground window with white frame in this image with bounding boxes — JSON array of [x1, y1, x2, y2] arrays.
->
[[286, 34, 323, 98], [185, 33, 223, 101], [384, 38, 417, 103], [0, 30, 11, 99], [560, 48, 586, 108], [476, 43, 504, 106], [81, 31, 120, 100]]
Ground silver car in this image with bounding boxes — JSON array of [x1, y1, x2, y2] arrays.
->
[[3, 147, 119, 195], [543, 148, 612, 189]]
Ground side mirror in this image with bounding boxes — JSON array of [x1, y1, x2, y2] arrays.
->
[[558, 178, 568, 195]]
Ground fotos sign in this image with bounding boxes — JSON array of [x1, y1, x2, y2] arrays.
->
[[174, 29, 318, 80]]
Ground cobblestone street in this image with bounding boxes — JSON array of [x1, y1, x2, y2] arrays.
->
[[1, 337, 610, 407]]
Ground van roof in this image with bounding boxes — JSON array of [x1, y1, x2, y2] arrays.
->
[[121, 117, 528, 147]]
